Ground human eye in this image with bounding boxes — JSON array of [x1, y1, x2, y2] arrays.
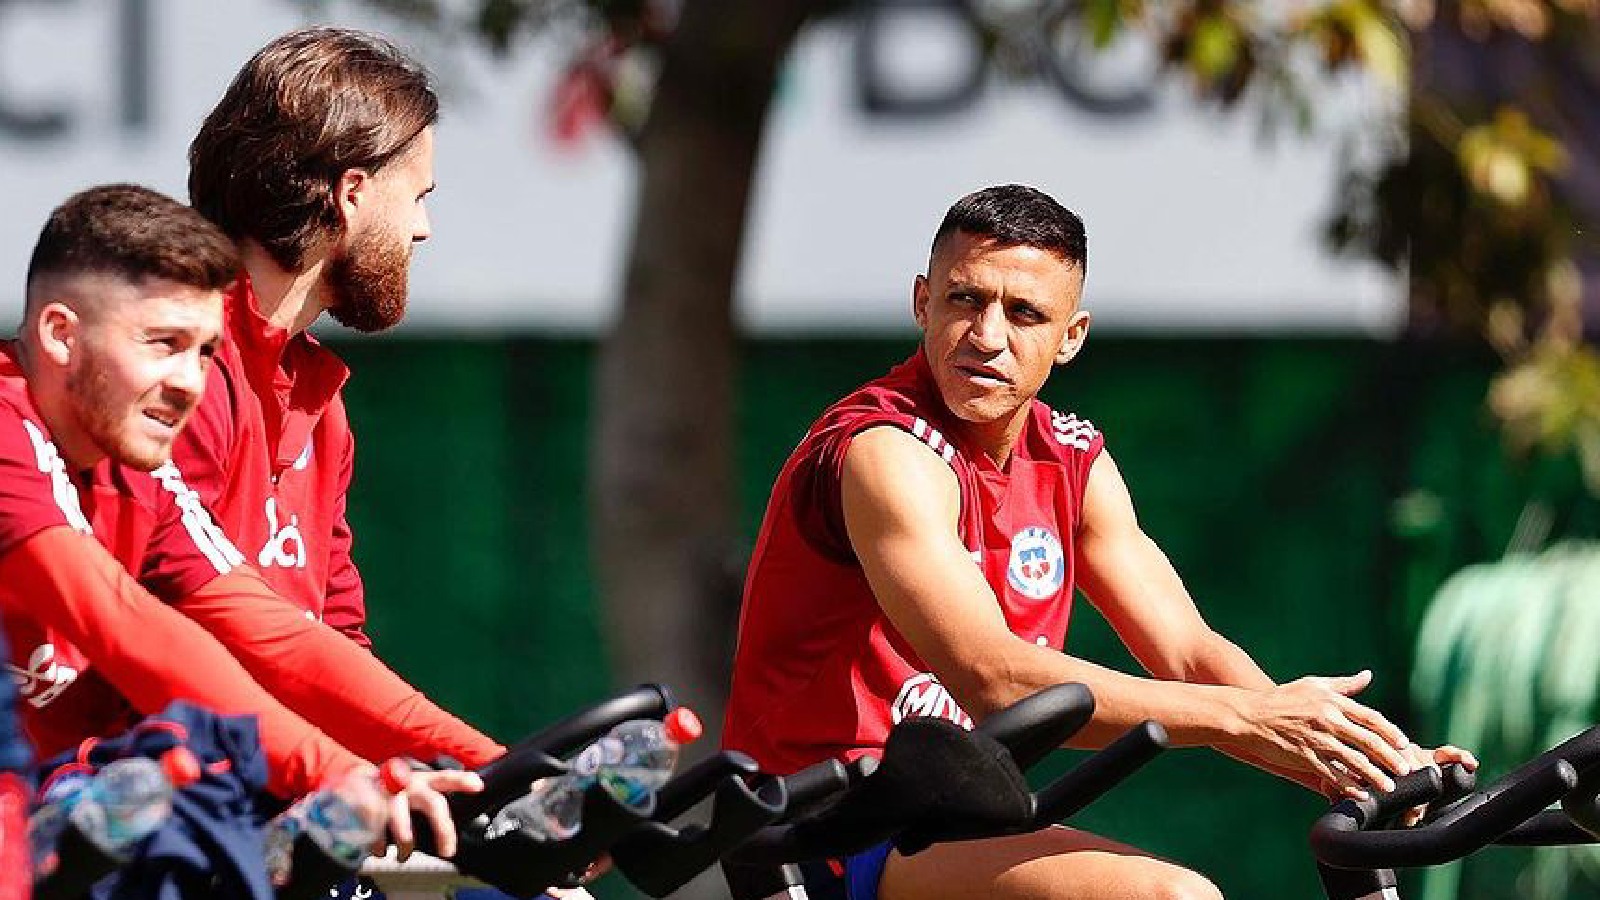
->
[[1009, 302, 1047, 325]]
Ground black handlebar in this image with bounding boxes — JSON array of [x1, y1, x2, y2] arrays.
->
[[727, 682, 1162, 873], [1310, 760, 1579, 869], [274, 684, 676, 900]]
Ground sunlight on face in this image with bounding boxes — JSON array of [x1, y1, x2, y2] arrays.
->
[[327, 127, 435, 333], [915, 232, 1088, 433], [65, 278, 224, 470]]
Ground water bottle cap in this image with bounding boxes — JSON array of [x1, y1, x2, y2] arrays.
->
[[160, 747, 202, 788], [663, 707, 703, 745], [379, 757, 413, 795]]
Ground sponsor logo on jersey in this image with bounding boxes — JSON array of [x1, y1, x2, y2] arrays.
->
[[259, 497, 307, 569], [291, 441, 312, 472], [1007, 525, 1065, 600], [1050, 411, 1098, 451], [891, 672, 973, 729], [8, 643, 78, 708]]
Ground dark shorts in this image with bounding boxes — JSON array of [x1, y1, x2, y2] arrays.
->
[[796, 840, 893, 900]]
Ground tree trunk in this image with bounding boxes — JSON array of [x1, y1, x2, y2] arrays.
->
[[591, 0, 814, 741]]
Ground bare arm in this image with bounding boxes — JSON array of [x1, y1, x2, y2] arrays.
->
[[841, 428, 1413, 794]]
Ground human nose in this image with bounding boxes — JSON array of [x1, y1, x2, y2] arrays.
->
[[966, 302, 1007, 353], [168, 351, 207, 400], [414, 205, 432, 243]]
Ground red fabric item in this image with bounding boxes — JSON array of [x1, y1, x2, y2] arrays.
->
[[0, 350, 240, 756], [0, 772, 29, 900], [723, 350, 1103, 775], [0, 528, 364, 797], [167, 277, 369, 646], [178, 568, 503, 767]]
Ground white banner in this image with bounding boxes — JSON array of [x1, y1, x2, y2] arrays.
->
[[0, 0, 1401, 333]]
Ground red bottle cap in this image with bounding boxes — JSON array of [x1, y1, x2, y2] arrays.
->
[[379, 757, 413, 795], [663, 707, 703, 745], [159, 747, 202, 788]]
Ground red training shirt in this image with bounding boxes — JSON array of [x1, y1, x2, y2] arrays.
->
[[0, 347, 365, 796], [723, 350, 1103, 774], [171, 275, 366, 644]]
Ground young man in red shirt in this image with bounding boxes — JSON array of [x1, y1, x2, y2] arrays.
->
[[0, 184, 479, 857], [724, 185, 1475, 900]]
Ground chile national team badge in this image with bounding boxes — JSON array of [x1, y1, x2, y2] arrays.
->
[[1007, 525, 1066, 600]]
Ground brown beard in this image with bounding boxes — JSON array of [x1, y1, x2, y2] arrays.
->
[[325, 227, 410, 333]]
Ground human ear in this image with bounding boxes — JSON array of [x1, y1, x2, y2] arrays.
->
[[333, 168, 374, 231], [1055, 309, 1091, 366], [34, 302, 80, 368], [912, 275, 930, 331]]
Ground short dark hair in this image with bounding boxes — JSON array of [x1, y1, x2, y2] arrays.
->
[[188, 27, 437, 271], [26, 184, 240, 311], [931, 185, 1088, 275]]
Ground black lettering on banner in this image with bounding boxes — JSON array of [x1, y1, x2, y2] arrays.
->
[[851, 0, 1158, 120], [0, 0, 72, 140], [0, 0, 152, 142]]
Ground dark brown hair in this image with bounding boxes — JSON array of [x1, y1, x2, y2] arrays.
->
[[933, 185, 1088, 276], [26, 184, 240, 311], [188, 27, 437, 270]]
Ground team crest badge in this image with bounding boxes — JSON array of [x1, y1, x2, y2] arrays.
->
[[1006, 525, 1065, 600]]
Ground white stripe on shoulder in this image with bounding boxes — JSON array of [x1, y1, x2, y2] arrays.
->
[[1049, 410, 1100, 451], [900, 417, 960, 469], [150, 462, 245, 574], [20, 420, 91, 534]]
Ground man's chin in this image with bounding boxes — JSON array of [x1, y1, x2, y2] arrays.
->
[[110, 437, 172, 472]]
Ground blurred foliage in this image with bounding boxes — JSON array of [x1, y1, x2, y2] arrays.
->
[[324, 0, 1600, 485], [1412, 544, 1600, 899]]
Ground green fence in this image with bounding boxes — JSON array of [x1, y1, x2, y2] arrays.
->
[[334, 334, 1554, 898]]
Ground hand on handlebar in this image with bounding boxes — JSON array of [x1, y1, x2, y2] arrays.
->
[[1231, 671, 1415, 799], [377, 767, 486, 860], [1392, 743, 1479, 826]]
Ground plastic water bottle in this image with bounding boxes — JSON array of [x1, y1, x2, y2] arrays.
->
[[490, 707, 702, 842], [29, 747, 201, 874], [263, 760, 407, 888]]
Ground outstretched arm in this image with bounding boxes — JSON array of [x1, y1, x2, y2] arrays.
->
[[173, 565, 504, 768], [0, 526, 364, 798], [1074, 450, 1433, 795], [841, 428, 1412, 796]]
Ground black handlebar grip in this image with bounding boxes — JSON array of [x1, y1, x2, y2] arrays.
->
[[1032, 720, 1167, 827], [977, 683, 1095, 772], [1440, 763, 1477, 805], [612, 773, 788, 897], [654, 751, 761, 823], [1496, 809, 1599, 846], [776, 759, 850, 818], [1310, 759, 1578, 869], [1357, 766, 1444, 826]]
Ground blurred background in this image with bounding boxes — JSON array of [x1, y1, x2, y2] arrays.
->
[[2, 1, 1598, 897]]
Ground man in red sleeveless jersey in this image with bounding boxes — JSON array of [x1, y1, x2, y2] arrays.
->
[[0, 184, 480, 857], [724, 185, 1475, 900]]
